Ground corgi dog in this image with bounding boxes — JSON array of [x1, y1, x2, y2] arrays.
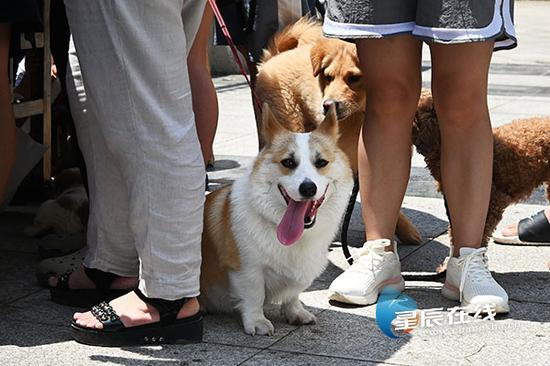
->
[[199, 104, 354, 336]]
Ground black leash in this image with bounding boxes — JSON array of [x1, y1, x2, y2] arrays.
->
[[339, 177, 448, 280]]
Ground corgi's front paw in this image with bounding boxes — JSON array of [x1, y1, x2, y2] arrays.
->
[[243, 316, 274, 336], [284, 307, 316, 325]]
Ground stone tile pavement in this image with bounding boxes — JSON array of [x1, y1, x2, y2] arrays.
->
[[1, 2, 549, 365]]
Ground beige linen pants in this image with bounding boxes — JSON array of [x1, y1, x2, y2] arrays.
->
[[64, 0, 206, 299]]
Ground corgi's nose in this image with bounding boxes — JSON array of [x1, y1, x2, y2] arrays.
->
[[323, 99, 340, 115], [299, 181, 317, 198]]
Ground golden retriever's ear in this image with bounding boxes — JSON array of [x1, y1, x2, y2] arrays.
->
[[316, 104, 339, 140], [310, 43, 327, 77], [261, 103, 284, 144]]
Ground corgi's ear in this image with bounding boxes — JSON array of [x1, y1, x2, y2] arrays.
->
[[261, 103, 284, 144], [310, 42, 328, 77], [316, 103, 339, 140]]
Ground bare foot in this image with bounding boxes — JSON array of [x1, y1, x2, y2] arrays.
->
[[73, 291, 200, 329], [500, 222, 518, 237], [500, 209, 550, 238], [48, 264, 137, 290]]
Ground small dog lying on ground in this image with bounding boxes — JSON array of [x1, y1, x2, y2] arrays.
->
[[25, 168, 88, 237], [256, 18, 421, 245], [199, 105, 354, 336], [413, 89, 550, 245]]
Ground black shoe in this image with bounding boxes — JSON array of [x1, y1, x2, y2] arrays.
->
[[50, 267, 134, 307], [71, 288, 203, 346], [493, 210, 550, 246]]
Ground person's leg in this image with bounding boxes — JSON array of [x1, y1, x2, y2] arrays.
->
[[234, 44, 262, 150], [429, 41, 494, 255], [432, 41, 509, 313], [65, 0, 205, 328], [0, 23, 16, 201], [357, 35, 423, 244], [48, 37, 139, 290], [245, 58, 262, 150], [327, 35, 422, 305], [187, 4, 218, 165]]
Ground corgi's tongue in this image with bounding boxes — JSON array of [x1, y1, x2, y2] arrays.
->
[[277, 198, 309, 246]]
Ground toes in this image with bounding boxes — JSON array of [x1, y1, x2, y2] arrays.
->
[[285, 309, 316, 325], [74, 313, 89, 323], [75, 318, 88, 327], [73, 311, 87, 320], [243, 317, 274, 336], [73, 291, 159, 331], [282, 301, 316, 326], [75, 313, 103, 329], [47, 276, 58, 287], [501, 223, 519, 236], [74, 311, 99, 326]]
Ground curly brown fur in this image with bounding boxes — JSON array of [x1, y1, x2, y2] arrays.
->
[[413, 89, 550, 245]]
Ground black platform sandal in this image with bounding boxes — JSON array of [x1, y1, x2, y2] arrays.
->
[[71, 288, 203, 346], [493, 210, 550, 246], [50, 267, 133, 307]]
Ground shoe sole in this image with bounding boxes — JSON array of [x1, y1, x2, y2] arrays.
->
[[328, 277, 405, 306], [492, 234, 550, 246], [71, 314, 203, 346], [441, 283, 510, 314]]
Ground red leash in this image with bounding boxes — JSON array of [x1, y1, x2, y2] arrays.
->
[[207, 0, 263, 112]]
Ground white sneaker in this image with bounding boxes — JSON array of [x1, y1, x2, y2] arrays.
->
[[442, 247, 509, 314], [328, 239, 405, 305]]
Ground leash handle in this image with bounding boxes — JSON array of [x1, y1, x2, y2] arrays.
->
[[207, 0, 263, 112]]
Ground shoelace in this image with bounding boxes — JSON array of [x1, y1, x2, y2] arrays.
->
[[458, 247, 493, 301], [345, 242, 389, 274]]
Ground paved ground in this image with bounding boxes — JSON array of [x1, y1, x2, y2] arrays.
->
[[1, 2, 549, 365]]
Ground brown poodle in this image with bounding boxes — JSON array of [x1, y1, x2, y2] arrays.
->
[[413, 89, 550, 245]]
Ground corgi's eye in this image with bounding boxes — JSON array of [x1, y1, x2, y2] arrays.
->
[[281, 158, 297, 169], [315, 159, 329, 169], [324, 74, 333, 83], [347, 75, 361, 84]]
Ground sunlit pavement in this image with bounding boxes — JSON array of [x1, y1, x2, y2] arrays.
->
[[1, 2, 549, 365]]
